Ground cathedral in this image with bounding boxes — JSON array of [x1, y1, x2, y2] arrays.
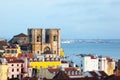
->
[[28, 28, 60, 56]]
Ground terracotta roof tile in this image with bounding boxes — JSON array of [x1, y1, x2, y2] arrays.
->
[[65, 67, 78, 72], [3, 57, 24, 63], [89, 71, 99, 77], [48, 68, 60, 73], [98, 71, 108, 76]]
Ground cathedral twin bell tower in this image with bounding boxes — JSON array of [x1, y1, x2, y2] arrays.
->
[[28, 28, 60, 56]]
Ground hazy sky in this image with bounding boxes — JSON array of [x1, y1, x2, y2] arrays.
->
[[0, 0, 120, 39]]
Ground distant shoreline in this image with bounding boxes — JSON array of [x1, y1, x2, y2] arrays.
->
[[61, 39, 120, 44]]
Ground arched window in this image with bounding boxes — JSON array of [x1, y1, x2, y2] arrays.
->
[[37, 35, 42, 42], [53, 35, 58, 41], [44, 46, 52, 54], [44, 47, 50, 52]]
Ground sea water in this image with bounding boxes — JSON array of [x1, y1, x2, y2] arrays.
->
[[61, 39, 120, 65]]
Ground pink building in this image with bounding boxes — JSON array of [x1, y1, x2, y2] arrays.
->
[[0, 57, 32, 80], [6, 57, 24, 79]]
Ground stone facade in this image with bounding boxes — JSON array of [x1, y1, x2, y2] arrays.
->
[[28, 28, 60, 55]]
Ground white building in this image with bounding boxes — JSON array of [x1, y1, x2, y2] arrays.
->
[[98, 57, 108, 73], [79, 54, 115, 75], [61, 60, 69, 68], [80, 55, 98, 72]]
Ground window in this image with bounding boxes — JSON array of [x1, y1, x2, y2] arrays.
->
[[99, 59, 101, 62], [12, 69, 14, 72], [21, 68, 24, 73], [7, 50, 10, 53], [15, 50, 17, 53], [11, 50, 14, 53], [37, 35, 42, 42], [17, 68, 19, 72], [21, 64, 23, 67], [77, 71, 80, 75], [98, 66, 100, 69], [17, 75, 19, 78], [21, 75, 23, 78], [17, 64, 19, 66], [53, 35, 57, 41], [81, 69, 83, 72], [12, 75, 14, 78], [37, 36, 40, 42], [81, 64, 83, 67], [75, 71, 78, 75], [68, 71, 70, 75], [11, 64, 14, 66]]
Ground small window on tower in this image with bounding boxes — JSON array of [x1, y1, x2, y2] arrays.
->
[[37, 36, 40, 42], [53, 35, 57, 41], [37, 35, 42, 42]]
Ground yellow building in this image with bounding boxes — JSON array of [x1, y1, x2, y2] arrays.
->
[[4, 44, 21, 57], [29, 57, 61, 70], [30, 61, 61, 70], [107, 59, 115, 75], [0, 64, 8, 80], [60, 48, 65, 57]]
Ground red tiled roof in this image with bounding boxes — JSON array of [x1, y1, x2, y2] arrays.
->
[[65, 67, 78, 72], [22, 76, 38, 80], [89, 71, 99, 77], [90, 55, 97, 59], [106, 57, 113, 62], [48, 68, 60, 73], [17, 53, 22, 58], [105, 75, 120, 80], [115, 73, 120, 76], [98, 71, 108, 77], [53, 70, 70, 80], [4, 57, 24, 63], [17, 53, 34, 59]]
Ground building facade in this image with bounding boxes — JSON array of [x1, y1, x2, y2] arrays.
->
[[28, 28, 60, 55], [80, 55, 98, 72], [4, 44, 21, 57], [29, 56, 61, 70], [0, 61, 8, 80], [98, 56, 115, 75], [0, 57, 32, 80], [80, 54, 115, 75]]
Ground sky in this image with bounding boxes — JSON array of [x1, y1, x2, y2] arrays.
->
[[0, 0, 120, 39]]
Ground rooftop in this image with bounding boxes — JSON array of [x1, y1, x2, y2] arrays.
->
[[14, 33, 27, 37]]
